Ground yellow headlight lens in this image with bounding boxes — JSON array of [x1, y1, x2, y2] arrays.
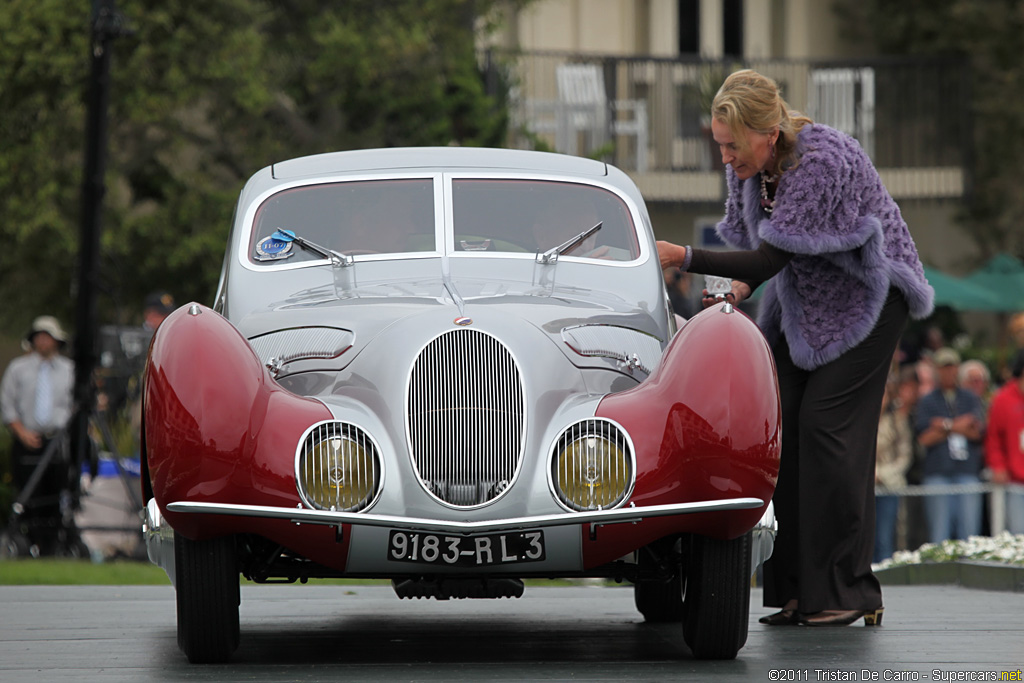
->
[[552, 421, 632, 511], [298, 424, 379, 512]]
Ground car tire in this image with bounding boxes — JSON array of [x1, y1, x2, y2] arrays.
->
[[174, 533, 240, 663], [633, 539, 684, 622], [681, 530, 751, 660]]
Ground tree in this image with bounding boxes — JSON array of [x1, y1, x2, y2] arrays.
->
[[834, 0, 1024, 260], [0, 0, 524, 336]]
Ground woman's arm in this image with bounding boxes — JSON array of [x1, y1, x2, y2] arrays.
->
[[657, 240, 793, 281]]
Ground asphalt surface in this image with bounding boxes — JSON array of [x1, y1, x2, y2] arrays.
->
[[1, 583, 1022, 682]]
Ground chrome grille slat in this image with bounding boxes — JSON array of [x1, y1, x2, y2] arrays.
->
[[407, 329, 525, 507]]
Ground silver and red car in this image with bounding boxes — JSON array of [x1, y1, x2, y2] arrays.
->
[[142, 146, 780, 663]]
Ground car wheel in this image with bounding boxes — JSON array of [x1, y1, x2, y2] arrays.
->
[[633, 539, 684, 622], [681, 530, 752, 660], [174, 533, 240, 663]]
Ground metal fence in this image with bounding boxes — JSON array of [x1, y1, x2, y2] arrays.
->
[[485, 50, 972, 185]]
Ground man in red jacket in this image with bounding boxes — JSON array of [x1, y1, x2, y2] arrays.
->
[[985, 350, 1024, 534]]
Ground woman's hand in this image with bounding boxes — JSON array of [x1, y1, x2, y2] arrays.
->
[[700, 280, 752, 308], [656, 241, 687, 270]]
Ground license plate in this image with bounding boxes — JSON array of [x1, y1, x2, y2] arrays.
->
[[387, 529, 545, 567]]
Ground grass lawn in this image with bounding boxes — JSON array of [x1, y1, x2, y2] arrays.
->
[[0, 559, 172, 585]]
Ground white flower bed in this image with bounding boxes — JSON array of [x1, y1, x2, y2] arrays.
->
[[874, 532, 1024, 570]]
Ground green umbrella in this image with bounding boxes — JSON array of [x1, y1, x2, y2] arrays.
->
[[963, 253, 1024, 310], [923, 266, 1007, 311]]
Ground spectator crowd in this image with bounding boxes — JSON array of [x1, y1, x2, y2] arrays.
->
[[872, 316, 1024, 562]]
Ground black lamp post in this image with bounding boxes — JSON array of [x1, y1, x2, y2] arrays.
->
[[70, 0, 129, 470]]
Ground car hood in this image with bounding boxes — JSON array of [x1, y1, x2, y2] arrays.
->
[[235, 274, 661, 342]]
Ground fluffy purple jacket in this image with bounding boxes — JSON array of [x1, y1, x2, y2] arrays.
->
[[716, 124, 934, 370]]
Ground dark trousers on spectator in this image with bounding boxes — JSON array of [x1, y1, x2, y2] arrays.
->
[[763, 288, 908, 613]]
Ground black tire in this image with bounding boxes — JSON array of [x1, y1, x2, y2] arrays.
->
[[174, 533, 240, 663], [633, 540, 684, 622], [681, 531, 752, 660]]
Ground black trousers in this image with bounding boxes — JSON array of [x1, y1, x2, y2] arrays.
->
[[763, 288, 909, 613]]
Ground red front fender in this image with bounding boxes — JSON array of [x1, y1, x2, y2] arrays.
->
[[588, 303, 781, 565], [143, 303, 332, 540]]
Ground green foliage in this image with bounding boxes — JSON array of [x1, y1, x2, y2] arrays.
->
[[834, 0, 1024, 261], [0, 0, 524, 336]]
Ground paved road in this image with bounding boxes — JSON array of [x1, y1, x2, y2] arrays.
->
[[1, 583, 1022, 682]]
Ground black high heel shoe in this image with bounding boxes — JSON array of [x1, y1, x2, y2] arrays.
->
[[758, 608, 801, 625], [799, 607, 884, 627]]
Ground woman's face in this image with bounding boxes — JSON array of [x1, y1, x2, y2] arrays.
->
[[711, 118, 775, 181]]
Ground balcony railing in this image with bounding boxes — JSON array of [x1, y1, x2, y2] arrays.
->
[[484, 51, 971, 201]]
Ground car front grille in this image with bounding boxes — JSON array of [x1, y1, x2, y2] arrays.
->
[[407, 328, 525, 507]]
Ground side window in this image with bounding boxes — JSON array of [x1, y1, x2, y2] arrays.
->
[[452, 180, 639, 261], [249, 179, 435, 264]]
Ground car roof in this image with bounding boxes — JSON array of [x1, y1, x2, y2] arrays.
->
[[271, 146, 609, 181]]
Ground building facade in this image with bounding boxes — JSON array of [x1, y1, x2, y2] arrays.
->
[[484, 0, 974, 276]]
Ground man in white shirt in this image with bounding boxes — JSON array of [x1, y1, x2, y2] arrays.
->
[[1, 315, 75, 553]]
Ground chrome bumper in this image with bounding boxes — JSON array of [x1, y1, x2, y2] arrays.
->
[[143, 498, 176, 585], [750, 500, 777, 573], [162, 496, 765, 534], [146, 496, 774, 577]]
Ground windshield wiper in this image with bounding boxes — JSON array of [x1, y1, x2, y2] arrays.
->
[[271, 229, 354, 267], [536, 222, 603, 264]]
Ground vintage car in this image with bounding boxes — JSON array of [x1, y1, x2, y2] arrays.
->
[[142, 146, 781, 663]]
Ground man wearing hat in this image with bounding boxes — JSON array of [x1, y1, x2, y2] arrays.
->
[[915, 347, 986, 543], [0, 315, 76, 552]]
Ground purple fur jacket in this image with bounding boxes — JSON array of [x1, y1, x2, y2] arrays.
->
[[714, 124, 934, 370]]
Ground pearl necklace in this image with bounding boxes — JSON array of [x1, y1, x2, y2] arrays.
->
[[760, 170, 779, 215]]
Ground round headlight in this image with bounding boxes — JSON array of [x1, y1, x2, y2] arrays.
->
[[297, 422, 380, 512], [551, 419, 633, 511]]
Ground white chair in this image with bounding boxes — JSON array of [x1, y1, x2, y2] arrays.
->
[[808, 67, 875, 159], [546, 64, 649, 171]]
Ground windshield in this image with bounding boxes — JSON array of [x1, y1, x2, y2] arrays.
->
[[452, 179, 639, 261], [248, 177, 640, 265], [249, 178, 435, 264]]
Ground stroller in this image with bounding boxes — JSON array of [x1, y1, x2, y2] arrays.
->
[[1, 428, 90, 558]]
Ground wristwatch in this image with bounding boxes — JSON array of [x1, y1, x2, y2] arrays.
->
[[942, 418, 953, 433]]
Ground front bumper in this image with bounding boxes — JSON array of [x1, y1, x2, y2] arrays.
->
[[146, 496, 777, 579]]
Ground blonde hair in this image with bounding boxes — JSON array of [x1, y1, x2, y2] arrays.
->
[[711, 69, 813, 177]]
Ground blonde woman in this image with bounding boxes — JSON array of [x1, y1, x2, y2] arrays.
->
[[658, 69, 934, 626]]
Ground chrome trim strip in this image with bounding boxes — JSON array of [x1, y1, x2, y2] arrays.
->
[[164, 497, 764, 535], [249, 327, 354, 367], [560, 324, 663, 374]]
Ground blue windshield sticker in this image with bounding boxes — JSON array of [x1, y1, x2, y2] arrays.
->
[[255, 235, 294, 261]]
